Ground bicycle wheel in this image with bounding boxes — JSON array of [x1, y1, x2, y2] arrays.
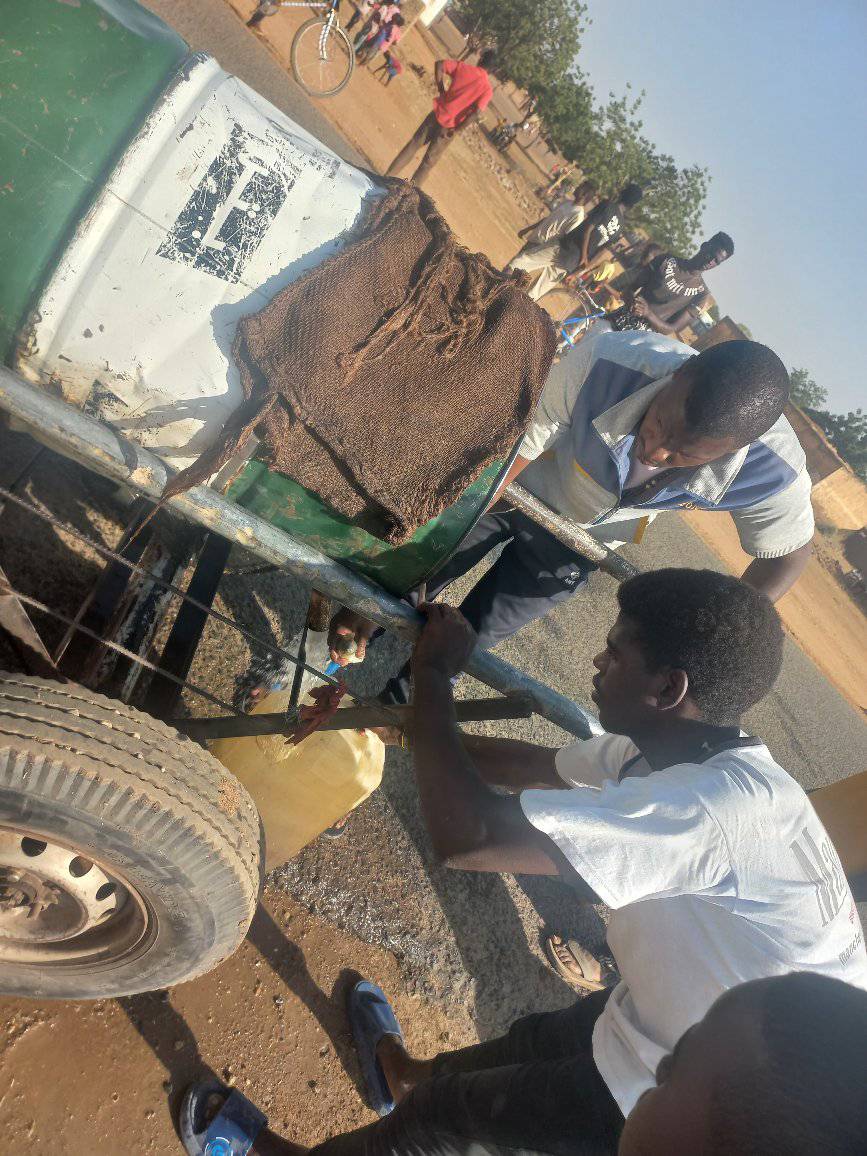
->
[[291, 17, 354, 98]]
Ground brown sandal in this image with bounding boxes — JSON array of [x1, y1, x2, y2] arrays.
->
[[545, 935, 608, 991]]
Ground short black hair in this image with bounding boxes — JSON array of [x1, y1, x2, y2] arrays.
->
[[478, 47, 497, 69], [682, 339, 790, 446], [709, 230, 734, 255], [617, 568, 784, 724], [392, 13, 405, 24], [619, 183, 643, 207], [710, 974, 867, 1155]]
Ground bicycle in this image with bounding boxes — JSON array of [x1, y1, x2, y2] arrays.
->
[[250, 1, 355, 98], [556, 286, 606, 353]]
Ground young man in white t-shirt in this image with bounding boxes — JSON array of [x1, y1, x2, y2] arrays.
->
[[179, 572, 867, 1155], [360, 568, 865, 1151]]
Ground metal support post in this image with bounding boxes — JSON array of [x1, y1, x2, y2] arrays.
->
[[505, 483, 641, 583]]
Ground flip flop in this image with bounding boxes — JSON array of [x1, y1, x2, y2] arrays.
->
[[347, 980, 404, 1117], [545, 935, 609, 992], [180, 1078, 268, 1156]]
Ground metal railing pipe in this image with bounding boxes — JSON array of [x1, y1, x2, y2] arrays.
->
[[505, 483, 641, 583]]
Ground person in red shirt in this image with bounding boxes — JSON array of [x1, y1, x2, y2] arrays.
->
[[385, 49, 496, 186]]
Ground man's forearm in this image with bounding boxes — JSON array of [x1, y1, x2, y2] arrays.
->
[[460, 734, 561, 790], [741, 541, 812, 601], [411, 670, 503, 858], [455, 107, 480, 131], [640, 304, 677, 335]]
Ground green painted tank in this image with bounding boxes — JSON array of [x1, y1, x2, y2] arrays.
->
[[2, 0, 511, 598], [0, 0, 187, 363]]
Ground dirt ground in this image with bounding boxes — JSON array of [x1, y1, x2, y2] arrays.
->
[[0, 887, 476, 1153], [1, 5, 865, 1155]]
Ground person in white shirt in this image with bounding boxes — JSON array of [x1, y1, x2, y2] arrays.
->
[[507, 181, 596, 302], [362, 569, 866, 1151]]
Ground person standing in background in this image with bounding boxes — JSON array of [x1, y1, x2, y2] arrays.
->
[[607, 233, 733, 336], [507, 181, 597, 301], [385, 49, 497, 186], [559, 183, 643, 279]]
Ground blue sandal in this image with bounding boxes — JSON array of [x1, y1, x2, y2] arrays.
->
[[180, 1078, 268, 1156], [347, 980, 405, 1118]]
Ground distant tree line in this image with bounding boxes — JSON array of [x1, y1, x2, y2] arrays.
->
[[789, 368, 866, 482]]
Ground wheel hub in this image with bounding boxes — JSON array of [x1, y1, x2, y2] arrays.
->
[[0, 828, 141, 957], [0, 866, 62, 919]]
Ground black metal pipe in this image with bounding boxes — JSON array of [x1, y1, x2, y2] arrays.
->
[[174, 694, 535, 741]]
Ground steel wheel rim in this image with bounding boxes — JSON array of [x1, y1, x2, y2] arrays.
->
[[0, 824, 150, 967], [294, 22, 351, 96]]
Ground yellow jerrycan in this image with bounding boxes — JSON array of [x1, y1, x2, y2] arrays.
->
[[211, 686, 385, 869]]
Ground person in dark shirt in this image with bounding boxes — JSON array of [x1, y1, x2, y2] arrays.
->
[[608, 233, 734, 336], [560, 183, 644, 275]]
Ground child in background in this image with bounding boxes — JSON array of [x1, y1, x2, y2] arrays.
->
[[352, 1, 400, 52], [344, 0, 373, 33], [373, 51, 403, 85], [358, 12, 404, 65]]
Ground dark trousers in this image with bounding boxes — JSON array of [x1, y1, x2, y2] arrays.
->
[[311, 991, 622, 1156], [380, 507, 597, 705], [385, 111, 455, 186]]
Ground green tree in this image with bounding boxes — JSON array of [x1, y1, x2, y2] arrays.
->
[[561, 88, 710, 253], [535, 70, 596, 161], [808, 408, 867, 482], [735, 322, 754, 340], [638, 156, 709, 254], [456, 0, 587, 91], [789, 367, 828, 411]]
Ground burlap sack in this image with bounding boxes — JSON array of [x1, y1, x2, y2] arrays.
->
[[161, 181, 556, 544]]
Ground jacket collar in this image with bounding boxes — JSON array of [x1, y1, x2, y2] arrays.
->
[[591, 374, 749, 504]]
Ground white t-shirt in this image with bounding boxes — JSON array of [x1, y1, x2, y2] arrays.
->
[[520, 734, 867, 1117], [624, 453, 663, 491], [529, 200, 585, 245]]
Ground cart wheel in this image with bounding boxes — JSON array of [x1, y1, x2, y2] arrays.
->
[[0, 673, 262, 999]]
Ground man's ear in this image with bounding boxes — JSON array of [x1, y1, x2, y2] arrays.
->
[[657, 668, 689, 712]]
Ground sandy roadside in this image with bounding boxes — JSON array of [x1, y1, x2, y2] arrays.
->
[[0, 886, 477, 1153]]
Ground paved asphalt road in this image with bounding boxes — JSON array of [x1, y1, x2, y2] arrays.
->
[[144, 0, 867, 1034]]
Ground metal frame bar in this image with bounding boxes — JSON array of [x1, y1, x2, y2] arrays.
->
[[176, 695, 535, 741], [0, 366, 600, 739], [505, 484, 641, 583], [142, 530, 232, 718]]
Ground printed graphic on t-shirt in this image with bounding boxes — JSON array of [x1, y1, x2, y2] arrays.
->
[[790, 826, 849, 927], [657, 256, 705, 299], [594, 213, 622, 248]]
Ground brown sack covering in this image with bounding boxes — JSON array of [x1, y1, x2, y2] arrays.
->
[[162, 181, 556, 544]]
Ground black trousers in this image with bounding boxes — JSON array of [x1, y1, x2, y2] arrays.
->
[[311, 991, 622, 1156], [379, 507, 598, 705]]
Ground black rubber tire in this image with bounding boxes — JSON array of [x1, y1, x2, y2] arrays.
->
[[291, 17, 355, 98], [0, 673, 263, 999]]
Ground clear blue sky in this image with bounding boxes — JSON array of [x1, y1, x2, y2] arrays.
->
[[577, 0, 866, 411]]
